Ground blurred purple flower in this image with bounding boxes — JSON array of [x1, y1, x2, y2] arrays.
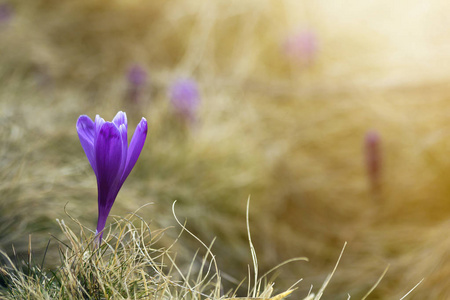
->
[[127, 64, 147, 87], [0, 3, 12, 25], [169, 78, 200, 123], [283, 29, 318, 65], [364, 130, 382, 193], [77, 111, 148, 242], [126, 64, 148, 103]]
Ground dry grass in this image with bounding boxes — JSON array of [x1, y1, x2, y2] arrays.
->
[[0, 205, 305, 300], [1, 211, 224, 299], [2, 202, 419, 300]]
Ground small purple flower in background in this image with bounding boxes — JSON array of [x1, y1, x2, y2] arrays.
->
[[127, 64, 147, 87], [169, 78, 200, 124], [283, 29, 318, 66], [77, 111, 148, 242], [364, 130, 382, 194], [126, 64, 148, 103], [0, 3, 12, 25]]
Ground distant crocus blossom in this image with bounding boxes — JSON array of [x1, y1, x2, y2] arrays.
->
[[0, 3, 12, 25], [283, 29, 318, 65], [77, 111, 147, 241], [169, 78, 200, 123], [127, 64, 147, 87], [364, 130, 381, 193], [126, 64, 148, 103]]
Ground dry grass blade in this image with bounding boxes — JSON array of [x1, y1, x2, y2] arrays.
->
[[313, 242, 347, 300], [246, 196, 259, 298], [221, 288, 295, 300], [360, 264, 389, 300], [399, 278, 425, 300]]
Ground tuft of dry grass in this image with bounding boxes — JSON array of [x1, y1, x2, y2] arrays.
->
[[0, 201, 424, 300], [0, 205, 304, 300]]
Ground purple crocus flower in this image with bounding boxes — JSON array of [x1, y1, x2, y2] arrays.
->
[[364, 130, 382, 194], [77, 111, 148, 241], [0, 3, 12, 25], [126, 64, 148, 103], [169, 78, 200, 124], [283, 29, 318, 66], [127, 64, 147, 87]]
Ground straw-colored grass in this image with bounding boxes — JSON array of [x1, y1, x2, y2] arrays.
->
[[0, 204, 304, 299], [2, 203, 422, 299]]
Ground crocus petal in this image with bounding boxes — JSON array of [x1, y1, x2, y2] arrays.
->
[[117, 123, 128, 183], [95, 122, 123, 234], [121, 117, 148, 185], [112, 111, 127, 129], [76, 115, 97, 174], [95, 115, 105, 139], [113, 112, 128, 176]]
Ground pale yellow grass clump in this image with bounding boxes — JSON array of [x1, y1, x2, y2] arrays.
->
[[0, 206, 426, 299], [1, 202, 424, 299], [0, 204, 305, 300]]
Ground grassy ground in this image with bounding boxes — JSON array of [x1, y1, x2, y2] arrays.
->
[[2, 0, 450, 298]]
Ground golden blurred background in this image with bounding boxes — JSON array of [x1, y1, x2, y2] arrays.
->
[[2, 0, 450, 298]]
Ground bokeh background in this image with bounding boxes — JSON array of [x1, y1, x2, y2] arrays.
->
[[2, 0, 450, 298]]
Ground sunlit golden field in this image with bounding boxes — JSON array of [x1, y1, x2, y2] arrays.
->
[[2, 0, 450, 298]]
